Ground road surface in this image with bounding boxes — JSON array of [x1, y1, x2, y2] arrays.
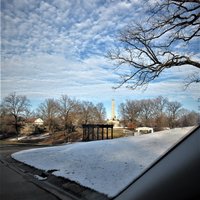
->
[[0, 144, 108, 200], [0, 144, 79, 200], [0, 160, 59, 200]]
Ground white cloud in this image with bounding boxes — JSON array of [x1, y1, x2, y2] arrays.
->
[[2, 0, 144, 58], [1, 53, 116, 99], [1, 0, 199, 113], [2, 52, 199, 114]]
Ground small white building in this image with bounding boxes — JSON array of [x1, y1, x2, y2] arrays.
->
[[135, 127, 154, 136], [34, 118, 44, 126]]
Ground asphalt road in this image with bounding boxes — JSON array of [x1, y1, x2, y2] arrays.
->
[[0, 144, 108, 200], [0, 161, 59, 200], [0, 144, 77, 200]]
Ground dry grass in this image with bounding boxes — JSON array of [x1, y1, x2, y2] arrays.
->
[[1, 128, 127, 145], [40, 130, 83, 145], [113, 128, 125, 138]]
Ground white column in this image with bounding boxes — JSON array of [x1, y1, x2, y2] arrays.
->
[[111, 99, 115, 120]]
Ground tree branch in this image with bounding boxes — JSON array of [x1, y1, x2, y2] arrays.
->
[[108, 0, 200, 89]]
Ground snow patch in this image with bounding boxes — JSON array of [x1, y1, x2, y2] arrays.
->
[[34, 174, 47, 181], [8, 133, 50, 141], [12, 127, 193, 197]]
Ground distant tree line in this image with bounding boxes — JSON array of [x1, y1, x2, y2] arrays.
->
[[0, 93, 106, 138], [119, 96, 200, 131], [0, 93, 199, 138]]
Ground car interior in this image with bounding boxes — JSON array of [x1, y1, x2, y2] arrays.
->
[[114, 126, 200, 200]]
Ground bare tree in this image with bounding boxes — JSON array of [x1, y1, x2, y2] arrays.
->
[[167, 101, 182, 128], [154, 96, 169, 129], [118, 96, 186, 129], [58, 95, 78, 141], [119, 100, 142, 127], [178, 109, 200, 126], [94, 103, 106, 123], [108, 0, 200, 89], [154, 96, 168, 115], [140, 99, 155, 126], [78, 101, 95, 125], [38, 99, 59, 135], [78, 101, 106, 125], [58, 95, 77, 130], [184, 72, 200, 89], [1, 93, 30, 135]]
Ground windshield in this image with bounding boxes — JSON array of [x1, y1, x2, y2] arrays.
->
[[1, 0, 200, 199]]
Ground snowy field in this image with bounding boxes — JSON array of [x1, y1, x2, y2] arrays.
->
[[12, 127, 194, 197]]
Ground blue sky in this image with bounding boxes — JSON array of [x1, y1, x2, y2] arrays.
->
[[1, 0, 200, 118]]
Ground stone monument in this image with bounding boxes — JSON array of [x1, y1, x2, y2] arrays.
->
[[111, 99, 116, 120], [108, 99, 120, 128]]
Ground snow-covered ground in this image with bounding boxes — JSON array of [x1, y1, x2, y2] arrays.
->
[[12, 127, 194, 197], [8, 133, 50, 141]]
